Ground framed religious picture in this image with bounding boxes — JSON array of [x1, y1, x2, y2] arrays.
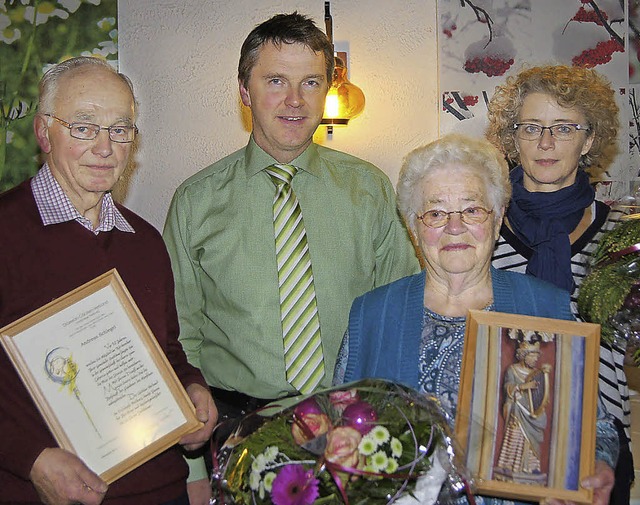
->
[[0, 269, 202, 484], [455, 310, 600, 504]]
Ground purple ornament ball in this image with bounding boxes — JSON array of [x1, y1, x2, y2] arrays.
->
[[293, 397, 322, 417], [342, 401, 378, 434]]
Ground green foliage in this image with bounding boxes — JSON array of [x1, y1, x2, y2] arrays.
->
[[578, 260, 636, 341], [0, 0, 118, 192], [592, 219, 640, 265], [578, 219, 640, 343]]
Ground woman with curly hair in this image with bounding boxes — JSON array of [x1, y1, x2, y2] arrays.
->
[[487, 64, 631, 504]]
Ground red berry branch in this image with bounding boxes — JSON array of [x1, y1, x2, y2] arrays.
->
[[572, 38, 624, 68], [564, 1, 625, 68], [464, 56, 514, 77], [572, 6, 607, 25], [566, 0, 624, 48]]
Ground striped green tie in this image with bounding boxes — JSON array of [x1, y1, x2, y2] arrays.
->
[[265, 164, 324, 393]]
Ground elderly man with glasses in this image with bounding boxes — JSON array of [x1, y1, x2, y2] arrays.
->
[[0, 56, 216, 505]]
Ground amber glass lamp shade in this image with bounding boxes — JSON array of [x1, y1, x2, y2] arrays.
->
[[321, 57, 365, 125]]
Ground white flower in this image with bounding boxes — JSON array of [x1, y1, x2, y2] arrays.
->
[[264, 446, 279, 462], [369, 450, 389, 472], [57, 0, 82, 12], [1, 26, 20, 44], [24, 3, 69, 25], [390, 437, 402, 458], [370, 425, 390, 444], [0, 13, 10, 30], [358, 435, 377, 456], [97, 16, 115, 30], [263, 471, 277, 491], [249, 470, 261, 491], [0, 12, 20, 43], [82, 39, 117, 58], [362, 463, 378, 477], [251, 453, 266, 473], [385, 458, 399, 473]]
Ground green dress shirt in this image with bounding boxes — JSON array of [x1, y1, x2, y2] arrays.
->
[[163, 137, 420, 399]]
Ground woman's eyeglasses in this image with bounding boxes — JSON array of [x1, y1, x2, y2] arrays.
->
[[417, 207, 493, 228], [513, 123, 590, 141]]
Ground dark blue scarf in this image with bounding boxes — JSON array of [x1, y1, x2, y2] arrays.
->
[[506, 166, 595, 292]]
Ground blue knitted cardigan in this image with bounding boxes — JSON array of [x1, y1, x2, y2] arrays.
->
[[344, 267, 573, 387], [342, 267, 618, 497]]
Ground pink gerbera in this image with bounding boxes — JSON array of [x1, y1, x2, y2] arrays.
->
[[271, 465, 319, 505]]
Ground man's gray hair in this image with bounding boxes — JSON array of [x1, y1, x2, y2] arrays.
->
[[39, 56, 136, 115]]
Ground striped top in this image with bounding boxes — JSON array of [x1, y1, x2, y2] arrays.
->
[[492, 200, 631, 441]]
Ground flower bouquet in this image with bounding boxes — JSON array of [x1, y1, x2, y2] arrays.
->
[[210, 379, 471, 505], [578, 211, 640, 363]]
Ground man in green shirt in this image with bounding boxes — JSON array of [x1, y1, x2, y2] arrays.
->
[[163, 12, 419, 498]]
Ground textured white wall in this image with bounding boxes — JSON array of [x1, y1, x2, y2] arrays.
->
[[117, 0, 438, 229]]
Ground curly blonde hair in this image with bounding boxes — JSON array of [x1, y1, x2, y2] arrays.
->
[[486, 65, 619, 179]]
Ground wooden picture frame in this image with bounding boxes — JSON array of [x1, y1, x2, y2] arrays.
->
[[0, 269, 202, 484], [455, 310, 600, 504]]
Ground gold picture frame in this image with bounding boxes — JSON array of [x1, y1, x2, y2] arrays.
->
[[0, 269, 202, 483], [455, 310, 600, 504]]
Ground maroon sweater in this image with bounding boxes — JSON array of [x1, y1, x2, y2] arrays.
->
[[0, 180, 207, 504]]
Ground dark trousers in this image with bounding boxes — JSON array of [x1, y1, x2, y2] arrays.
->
[[610, 419, 634, 505], [204, 387, 276, 477], [160, 494, 189, 505]]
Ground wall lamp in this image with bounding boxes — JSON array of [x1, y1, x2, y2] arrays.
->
[[321, 1, 365, 135]]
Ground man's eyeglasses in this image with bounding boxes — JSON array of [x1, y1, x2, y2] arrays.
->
[[44, 114, 138, 143], [417, 206, 493, 228], [513, 123, 590, 142]]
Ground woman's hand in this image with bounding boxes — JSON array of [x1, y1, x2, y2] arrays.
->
[[544, 460, 614, 505]]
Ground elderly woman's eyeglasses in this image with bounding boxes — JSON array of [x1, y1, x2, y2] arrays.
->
[[417, 207, 493, 228], [44, 114, 138, 143], [513, 123, 590, 141]]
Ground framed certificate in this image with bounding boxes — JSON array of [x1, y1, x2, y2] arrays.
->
[[455, 310, 600, 504], [0, 269, 202, 483]]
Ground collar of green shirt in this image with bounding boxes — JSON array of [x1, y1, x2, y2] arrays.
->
[[245, 136, 323, 179]]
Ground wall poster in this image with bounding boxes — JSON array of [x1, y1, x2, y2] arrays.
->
[[438, 0, 637, 203]]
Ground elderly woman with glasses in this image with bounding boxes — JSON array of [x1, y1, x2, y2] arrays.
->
[[487, 65, 631, 504], [333, 133, 617, 504]]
